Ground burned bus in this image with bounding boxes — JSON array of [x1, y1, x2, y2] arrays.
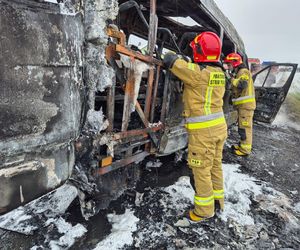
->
[[0, 0, 297, 217]]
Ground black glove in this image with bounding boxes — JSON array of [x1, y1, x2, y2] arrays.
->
[[163, 52, 179, 69], [237, 80, 248, 90], [180, 54, 190, 63]]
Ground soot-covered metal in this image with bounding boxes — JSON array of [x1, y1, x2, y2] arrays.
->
[[2, 0, 290, 219]]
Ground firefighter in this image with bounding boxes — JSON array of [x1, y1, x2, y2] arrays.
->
[[224, 53, 256, 156], [163, 32, 227, 222]]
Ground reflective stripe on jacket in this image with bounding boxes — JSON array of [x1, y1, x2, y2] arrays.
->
[[170, 59, 226, 129], [184, 112, 225, 129], [231, 68, 256, 110]]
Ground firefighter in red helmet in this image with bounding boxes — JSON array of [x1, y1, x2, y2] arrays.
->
[[224, 53, 256, 156], [163, 32, 227, 222]]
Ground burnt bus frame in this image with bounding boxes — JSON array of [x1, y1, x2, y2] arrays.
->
[[95, 0, 243, 176]]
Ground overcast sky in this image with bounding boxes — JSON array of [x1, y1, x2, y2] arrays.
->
[[214, 0, 300, 65]]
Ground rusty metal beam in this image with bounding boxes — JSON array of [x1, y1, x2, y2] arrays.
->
[[144, 0, 157, 121], [113, 125, 163, 140], [147, 0, 158, 56], [106, 26, 126, 46], [105, 19, 161, 147], [115, 44, 162, 66], [150, 65, 161, 122], [106, 77, 115, 132], [115, 139, 151, 155], [96, 151, 150, 175], [144, 68, 155, 119], [121, 67, 135, 131], [160, 71, 171, 123], [135, 101, 159, 147], [135, 101, 149, 127], [96, 94, 147, 102]]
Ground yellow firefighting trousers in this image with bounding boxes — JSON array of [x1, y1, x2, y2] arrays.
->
[[187, 122, 227, 217], [238, 109, 254, 154]]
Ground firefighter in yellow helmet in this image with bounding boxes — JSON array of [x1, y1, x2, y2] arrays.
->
[[163, 32, 227, 222], [224, 53, 256, 156]]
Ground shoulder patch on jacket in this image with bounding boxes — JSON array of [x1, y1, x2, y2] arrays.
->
[[209, 72, 225, 86]]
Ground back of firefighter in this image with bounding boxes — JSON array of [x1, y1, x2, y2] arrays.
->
[[224, 53, 256, 156], [163, 32, 227, 222]]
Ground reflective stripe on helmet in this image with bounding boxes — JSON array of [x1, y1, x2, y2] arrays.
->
[[213, 189, 224, 199], [185, 116, 225, 130], [207, 55, 217, 60], [226, 56, 240, 61], [232, 95, 255, 105], [194, 195, 214, 206]]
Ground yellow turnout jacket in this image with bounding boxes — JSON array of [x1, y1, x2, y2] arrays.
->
[[231, 67, 256, 110], [170, 59, 226, 130]]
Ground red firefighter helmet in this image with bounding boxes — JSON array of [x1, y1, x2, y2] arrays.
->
[[189, 32, 221, 63], [224, 53, 243, 68]]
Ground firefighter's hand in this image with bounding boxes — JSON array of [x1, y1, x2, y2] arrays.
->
[[181, 55, 191, 63], [163, 52, 179, 69], [237, 80, 248, 90]]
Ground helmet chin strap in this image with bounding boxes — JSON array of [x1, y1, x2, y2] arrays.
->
[[195, 44, 202, 54]]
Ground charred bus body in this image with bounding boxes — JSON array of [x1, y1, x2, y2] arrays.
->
[[0, 0, 297, 216]]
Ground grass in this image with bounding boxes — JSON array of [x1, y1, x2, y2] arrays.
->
[[285, 92, 300, 122]]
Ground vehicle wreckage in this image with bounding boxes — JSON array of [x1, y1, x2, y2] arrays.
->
[[0, 0, 297, 218]]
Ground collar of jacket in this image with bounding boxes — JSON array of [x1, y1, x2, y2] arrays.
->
[[235, 63, 248, 73], [197, 62, 225, 70]]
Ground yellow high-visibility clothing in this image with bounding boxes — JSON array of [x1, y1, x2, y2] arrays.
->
[[237, 109, 254, 154], [231, 68, 256, 110], [231, 67, 256, 154], [170, 59, 227, 217]]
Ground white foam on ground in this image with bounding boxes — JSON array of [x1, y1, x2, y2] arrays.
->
[[49, 218, 87, 250], [0, 184, 86, 249], [94, 209, 139, 250], [159, 164, 264, 226], [295, 202, 300, 214], [131, 177, 195, 247], [222, 164, 299, 228], [160, 164, 263, 226], [145, 159, 163, 169], [0, 210, 37, 234], [164, 176, 194, 209], [221, 164, 262, 225], [160, 164, 298, 228], [120, 161, 300, 249], [0, 184, 78, 235], [44, 0, 58, 3]]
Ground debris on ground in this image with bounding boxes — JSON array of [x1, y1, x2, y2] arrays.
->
[[0, 124, 300, 249]]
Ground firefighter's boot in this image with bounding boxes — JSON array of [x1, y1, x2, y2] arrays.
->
[[214, 200, 223, 214], [231, 144, 240, 151], [232, 148, 249, 156], [231, 144, 249, 156], [184, 210, 214, 224]]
